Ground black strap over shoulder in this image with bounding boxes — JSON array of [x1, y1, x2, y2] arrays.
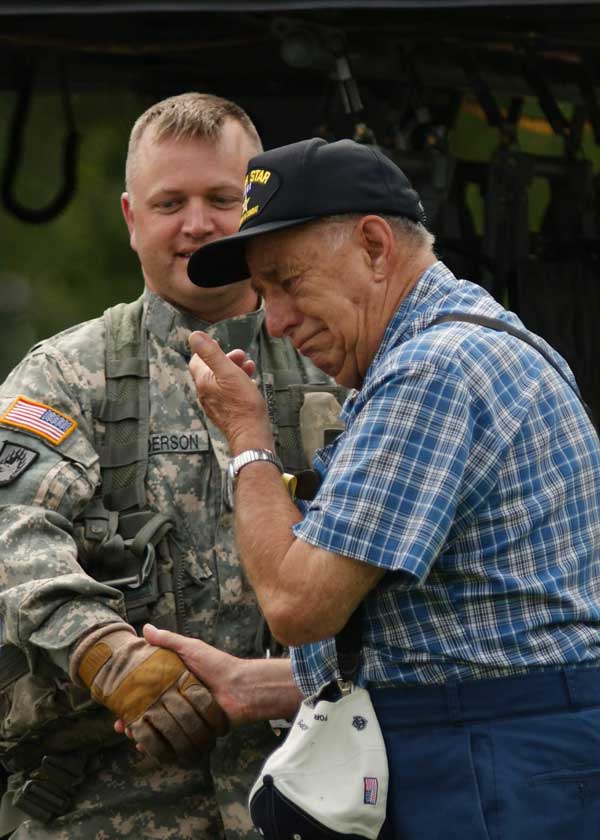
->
[[335, 607, 362, 685], [429, 312, 597, 430]]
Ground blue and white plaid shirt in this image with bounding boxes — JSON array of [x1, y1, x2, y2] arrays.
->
[[291, 262, 600, 695]]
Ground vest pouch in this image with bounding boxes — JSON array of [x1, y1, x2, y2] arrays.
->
[[298, 390, 346, 464], [273, 383, 347, 473], [75, 501, 175, 629]]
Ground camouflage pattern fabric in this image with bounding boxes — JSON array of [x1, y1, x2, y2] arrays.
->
[[0, 290, 330, 840]]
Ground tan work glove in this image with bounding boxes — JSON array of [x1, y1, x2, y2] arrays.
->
[[71, 624, 229, 764]]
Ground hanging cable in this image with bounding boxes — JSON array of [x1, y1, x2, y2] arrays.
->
[[2, 61, 79, 224]]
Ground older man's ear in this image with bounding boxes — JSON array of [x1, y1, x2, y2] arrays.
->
[[355, 215, 396, 281]]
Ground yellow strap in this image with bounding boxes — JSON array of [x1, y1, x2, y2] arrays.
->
[[282, 472, 297, 498]]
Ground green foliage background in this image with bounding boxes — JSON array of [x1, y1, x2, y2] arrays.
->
[[0, 88, 145, 378]]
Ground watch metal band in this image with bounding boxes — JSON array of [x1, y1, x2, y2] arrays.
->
[[224, 448, 284, 511], [230, 448, 284, 479]]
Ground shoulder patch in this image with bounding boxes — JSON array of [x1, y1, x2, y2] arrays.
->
[[0, 396, 77, 445], [0, 442, 39, 485]]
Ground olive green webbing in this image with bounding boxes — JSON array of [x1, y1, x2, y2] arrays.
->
[[97, 298, 149, 512]]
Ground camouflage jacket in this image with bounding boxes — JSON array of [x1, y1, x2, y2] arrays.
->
[[0, 290, 343, 840]]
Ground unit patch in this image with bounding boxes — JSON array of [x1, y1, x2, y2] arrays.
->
[[0, 396, 77, 445], [239, 168, 281, 228], [148, 431, 209, 455], [0, 442, 39, 485]]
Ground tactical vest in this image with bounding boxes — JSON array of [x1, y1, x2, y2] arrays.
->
[[0, 299, 346, 827], [75, 299, 346, 632]]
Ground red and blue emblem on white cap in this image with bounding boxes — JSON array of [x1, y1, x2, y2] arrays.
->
[[363, 777, 379, 805]]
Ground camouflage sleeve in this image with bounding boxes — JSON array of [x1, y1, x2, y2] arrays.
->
[[0, 343, 126, 675]]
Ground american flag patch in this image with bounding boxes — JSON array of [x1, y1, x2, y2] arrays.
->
[[364, 777, 378, 805], [0, 396, 77, 445]]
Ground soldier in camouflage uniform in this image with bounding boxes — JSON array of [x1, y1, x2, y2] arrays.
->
[[0, 93, 344, 839]]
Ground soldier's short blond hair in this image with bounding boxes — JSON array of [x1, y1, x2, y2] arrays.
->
[[125, 92, 262, 191]]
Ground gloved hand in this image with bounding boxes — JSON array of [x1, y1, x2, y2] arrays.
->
[[71, 624, 229, 764]]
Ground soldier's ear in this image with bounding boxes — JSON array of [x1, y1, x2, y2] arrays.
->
[[121, 193, 138, 252]]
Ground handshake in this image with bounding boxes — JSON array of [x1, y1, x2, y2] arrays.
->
[[71, 624, 229, 764]]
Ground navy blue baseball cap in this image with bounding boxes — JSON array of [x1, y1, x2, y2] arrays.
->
[[187, 137, 426, 288]]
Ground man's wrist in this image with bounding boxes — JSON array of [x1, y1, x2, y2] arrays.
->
[[69, 622, 135, 685], [225, 657, 300, 728], [225, 448, 283, 510]]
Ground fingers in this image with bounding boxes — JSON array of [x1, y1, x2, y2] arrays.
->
[[160, 688, 218, 751], [190, 332, 257, 386], [180, 674, 229, 736], [130, 717, 178, 764], [129, 673, 226, 764], [143, 623, 180, 649], [115, 719, 134, 741], [188, 352, 213, 391], [188, 330, 209, 357], [141, 625, 246, 730], [189, 331, 231, 377], [227, 348, 247, 366], [227, 349, 256, 378], [142, 624, 210, 673]]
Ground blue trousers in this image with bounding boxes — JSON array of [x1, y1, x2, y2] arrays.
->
[[371, 668, 600, 840]]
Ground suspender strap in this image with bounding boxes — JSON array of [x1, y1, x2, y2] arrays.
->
[[429, 312, 597, 429]]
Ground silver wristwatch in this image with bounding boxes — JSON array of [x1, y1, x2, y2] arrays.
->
[[223, 448, 284, 510]]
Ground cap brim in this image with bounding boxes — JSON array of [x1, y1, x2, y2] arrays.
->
[[250, 783, 352, 840], [188, 216, 316, 288]]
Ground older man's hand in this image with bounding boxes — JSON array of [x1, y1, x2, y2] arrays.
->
[[115, 624, 303, 753], [188, 331, 274, 453]]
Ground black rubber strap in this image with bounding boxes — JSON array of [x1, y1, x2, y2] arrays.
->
[[335, 606, 362, 684]]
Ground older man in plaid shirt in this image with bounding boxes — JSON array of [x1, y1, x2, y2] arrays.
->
[[145, 137, 600, 840]]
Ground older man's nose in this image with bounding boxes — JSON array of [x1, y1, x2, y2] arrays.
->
[[265, 297, 298, 339]]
